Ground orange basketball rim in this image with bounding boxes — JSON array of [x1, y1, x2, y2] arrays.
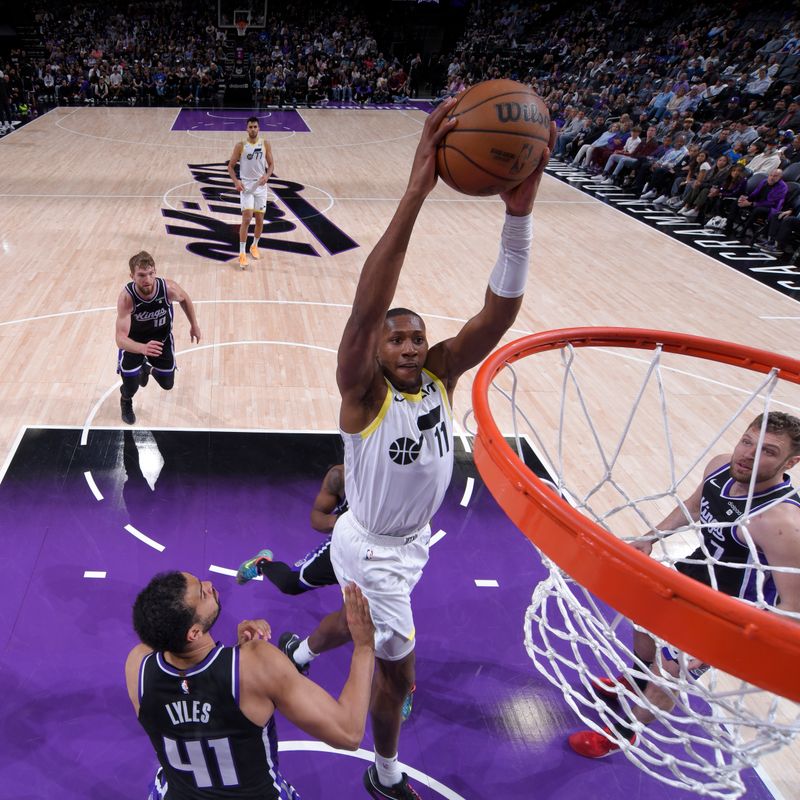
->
[[472, 327, 800, 702]]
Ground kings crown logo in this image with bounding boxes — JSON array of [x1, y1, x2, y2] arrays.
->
[[162, 163, 359, 263]]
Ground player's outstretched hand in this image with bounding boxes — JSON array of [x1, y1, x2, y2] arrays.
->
[[500, 120, 557, 216], [237, 619, 272, 644], [406, 96, 458, 198], [343, 583, 375, 649]]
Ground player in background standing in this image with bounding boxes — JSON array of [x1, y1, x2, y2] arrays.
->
[[228, 116, 275, 269]]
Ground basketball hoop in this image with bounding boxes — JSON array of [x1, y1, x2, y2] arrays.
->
[[471, 327, 800, 798], [235, 19, 248, 37]]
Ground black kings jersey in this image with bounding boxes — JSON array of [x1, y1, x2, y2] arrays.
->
[[138, 644, 292, 799], [126, 277, 173, 343], [679, 462, 799, 604]]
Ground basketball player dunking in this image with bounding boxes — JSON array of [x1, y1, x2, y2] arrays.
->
[[115, 250, 201, 425], [277, 98, 556, 799], [227, 116, 275, 270], [570, 411, 800, 758]]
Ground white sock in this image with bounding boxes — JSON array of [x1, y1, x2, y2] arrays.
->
[[239, 241, 246, 254], [375, 751, 402, 787], [293, 638, 318, 666]]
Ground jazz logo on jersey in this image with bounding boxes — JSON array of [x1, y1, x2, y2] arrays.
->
[[162, 162, 359, 263], [388, 405, 449, 465]]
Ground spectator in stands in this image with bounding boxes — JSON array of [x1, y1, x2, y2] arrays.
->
[[748, 142, 783, 175], [725, 168, 788, 240], [677, 155, 732, 221], [572, 122, 618, 168], [759, 195, 800, 255], [599, 125, 645, 184], [639, 134, 689, 199]]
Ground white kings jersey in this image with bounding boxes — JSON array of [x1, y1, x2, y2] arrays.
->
[[342, 369, 454, 537], [239, 138, 267, 185]]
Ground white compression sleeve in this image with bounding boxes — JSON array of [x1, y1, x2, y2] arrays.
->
[[488, 212, 533, 298]]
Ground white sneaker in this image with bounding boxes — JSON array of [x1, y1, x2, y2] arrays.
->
[[652, 195, 668, 205], [641, 189, 656, 199], [684, 208, 698, 219], [602, 177, 615, 185]]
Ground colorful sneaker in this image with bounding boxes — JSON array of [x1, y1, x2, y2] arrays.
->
[[568, 726, 636, 758], [121, 396, 135, 425], [249, 244, 261, 259], [278, 632, 309, 675], [401, 684, 416, 722], [363, 765, 421, 799], [236, 549, 273, 584], [591, 674, 635, 701], [238, 252, 248, 270], [139, 362, 151, 387]]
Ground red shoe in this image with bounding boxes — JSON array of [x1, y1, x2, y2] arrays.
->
[[568, 726, 636, 758], [592, 675, 634, 700]]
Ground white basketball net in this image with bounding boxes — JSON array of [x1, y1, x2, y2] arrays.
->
[[478, 341, 800, 799]]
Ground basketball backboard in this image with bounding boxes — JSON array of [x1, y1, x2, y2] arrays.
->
[[218, 0, 267, 28]]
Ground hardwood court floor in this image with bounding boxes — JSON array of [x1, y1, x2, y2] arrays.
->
[[0, 106, 798, 799]]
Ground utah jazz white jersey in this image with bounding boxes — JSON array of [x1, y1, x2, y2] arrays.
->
[[239, 137, 267, 186], [342, 369, 454, 537]]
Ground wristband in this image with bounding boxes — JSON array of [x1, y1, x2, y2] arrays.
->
[[488, 212, 533, 298]]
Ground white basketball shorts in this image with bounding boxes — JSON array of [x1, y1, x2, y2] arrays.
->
[[331, 511, 431, 661], [240, 181, 268, 213]]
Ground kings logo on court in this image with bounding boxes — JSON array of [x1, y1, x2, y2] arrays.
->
[[162, 162, 359, 263]]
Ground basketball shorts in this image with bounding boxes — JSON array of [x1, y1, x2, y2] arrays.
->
[[118, 333, 175, 376], [331, 511, 430, 662], [240, 180, 268, 213], [295, 538, 338, 589]]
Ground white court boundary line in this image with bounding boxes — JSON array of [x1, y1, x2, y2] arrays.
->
[[277, 741, 466, 800], [124, 523, 165, 552], [51, 107, 425, 151], [80, 339, 338, 446], [545, 166, 799, 305]]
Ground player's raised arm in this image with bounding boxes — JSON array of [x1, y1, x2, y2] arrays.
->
[[425, 121, 556, 388], [243, 584, 375, 750], [335, 98, 457, 400]]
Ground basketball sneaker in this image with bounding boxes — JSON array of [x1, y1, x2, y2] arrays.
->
[[568, 726, 636, 758], [363, 766, 421, 799], [139, 362, 151, 388], [401, 684, 416, 722], [121, 396, 136, 425], [249, 244, 261, 259], [278, 632, 309, 675], [238, 253, 248, 270], [236, 549, 274, 584], [591, 674, 635, 701]]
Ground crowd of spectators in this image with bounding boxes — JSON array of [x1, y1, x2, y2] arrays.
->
[[1, 0, 799, 259], [433, 0, 800, 260]]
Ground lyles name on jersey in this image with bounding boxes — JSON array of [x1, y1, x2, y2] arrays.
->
[[165, 699, 212, 725]]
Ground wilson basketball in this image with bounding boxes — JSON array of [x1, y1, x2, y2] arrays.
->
[[436, 79, 550, 196]]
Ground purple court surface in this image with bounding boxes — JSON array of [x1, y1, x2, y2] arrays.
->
[[0, 428, 774, 799], [172, 102, 436, 133]]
